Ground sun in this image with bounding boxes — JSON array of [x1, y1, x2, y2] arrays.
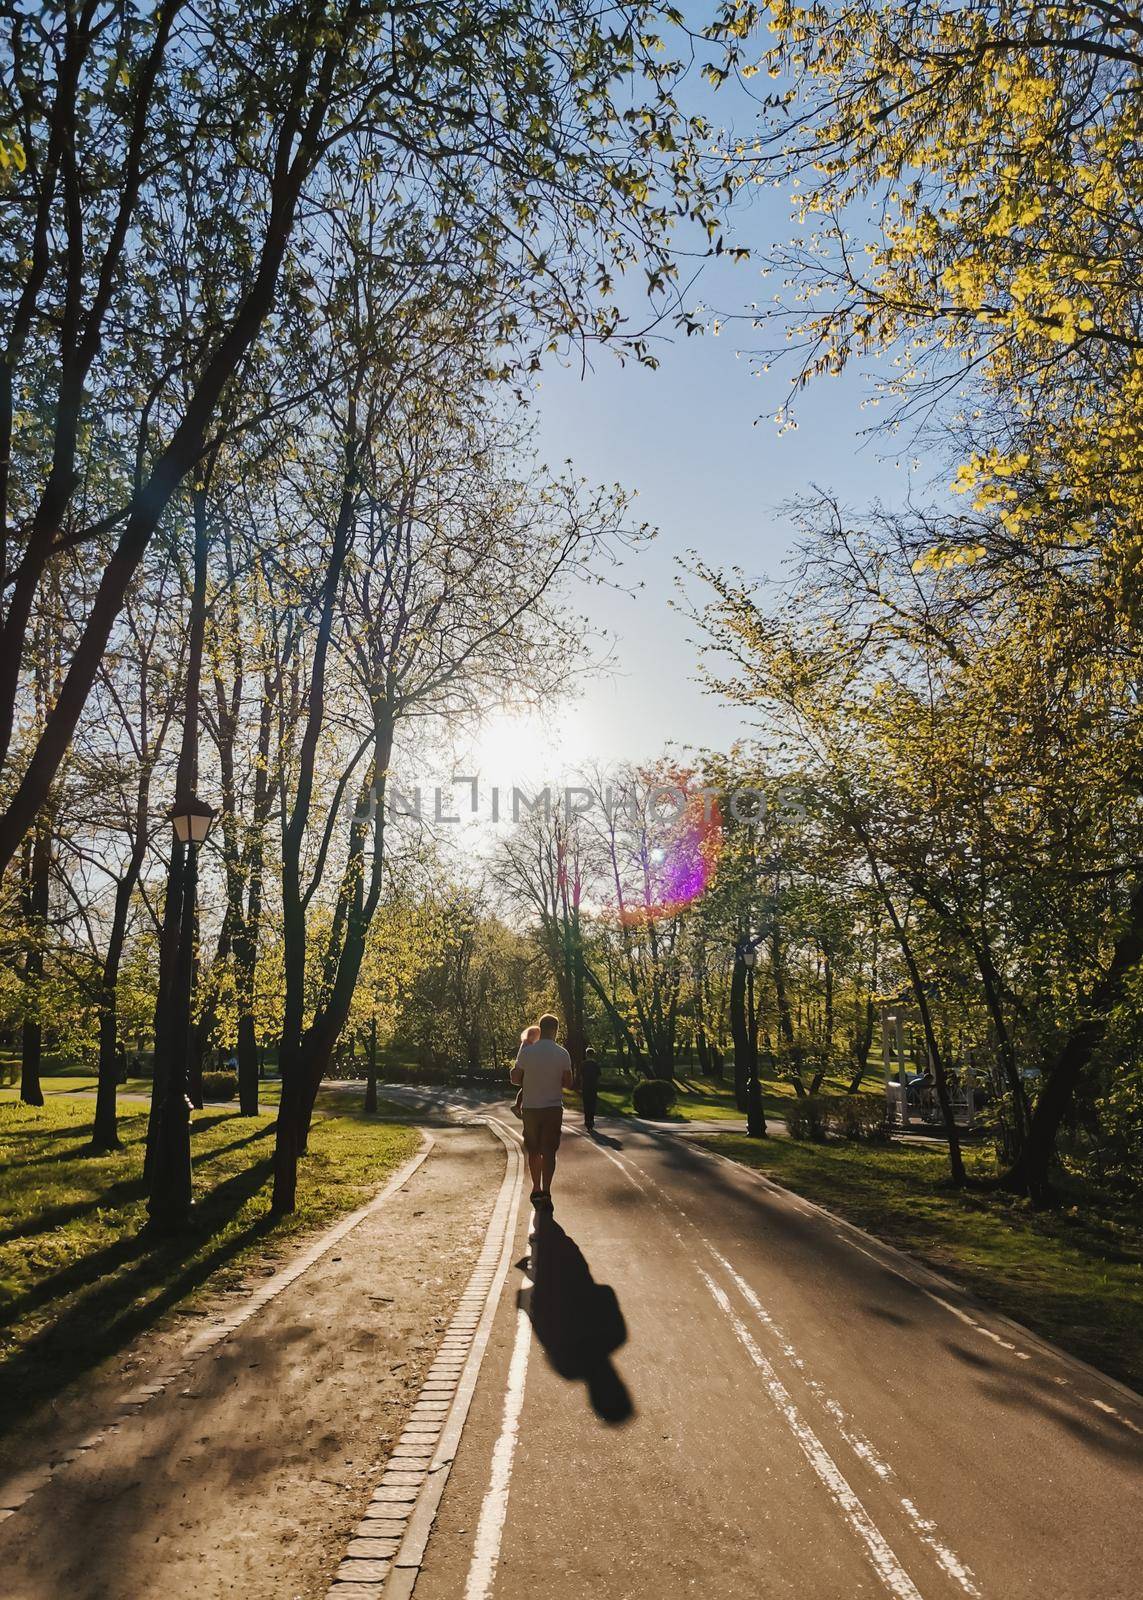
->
[[457, 703, 590, 788]]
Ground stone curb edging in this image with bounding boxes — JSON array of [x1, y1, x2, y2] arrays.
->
[[0, 1132, 435, 1521], [325, 1116, 524, 1600]]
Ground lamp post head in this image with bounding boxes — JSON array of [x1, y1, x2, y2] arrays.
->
[[169, 794, 217, 847], [741, 945, 758, 970]]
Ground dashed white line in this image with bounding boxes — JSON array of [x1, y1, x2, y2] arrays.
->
[[925, 1292, 1029, 1359], [578, 1138, 984, 1598], [699, 1269, 925, 1600], [706, 1246, 980, 1596]]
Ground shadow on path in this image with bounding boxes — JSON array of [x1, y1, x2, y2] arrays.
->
[[521, 1211, 634, 1425]]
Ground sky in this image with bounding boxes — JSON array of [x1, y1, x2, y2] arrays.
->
[[447, 39, 950, 796], [457, 257, 927, 787]]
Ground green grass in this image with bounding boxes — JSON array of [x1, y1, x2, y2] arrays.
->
[[0, 1073, 286, 1107], [703, 1133, 1143, 1393], [0, 1089, 418, 1436], [587, 1070, 880, 1126]]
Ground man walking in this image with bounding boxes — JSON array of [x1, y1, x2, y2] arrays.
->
[[510, 1013, 572, 1208], [581, 1045, 601, 1133]]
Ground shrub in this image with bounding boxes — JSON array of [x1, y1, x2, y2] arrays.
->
[[784, 1094, 830, 1141], [632, 1077, 677, 1119], [201, 1070, 238, 1102], [829, 1094, 892, 1143]]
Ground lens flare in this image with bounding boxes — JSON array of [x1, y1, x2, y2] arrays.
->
[[619, 790, 722, 925]]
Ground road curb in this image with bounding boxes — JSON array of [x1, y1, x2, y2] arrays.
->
[[325, 1116, 524, 1600]]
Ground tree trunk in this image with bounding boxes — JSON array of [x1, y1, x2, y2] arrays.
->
[[729, 951, 748, 1112], [871, 870, 964, 1185], [92, 889, 134, 1151], [146, 837, 184, 1177], [584, 964, 643, 1067], [847, 995, 875, 1093], [92, 1011, 124, 1152], [0, 28, 344, 881], [231, 654, 274, 1118], [272, 1038, 303, 1215], [273, 454, 359, 1216], [19, 822, 50, 1106], [364, 1017, 378, 1114], [92, 733, 154, 1150], [771, 928, 795, 1051], [237, 1012, 260, 1116], [147, 479, 210, 1171]]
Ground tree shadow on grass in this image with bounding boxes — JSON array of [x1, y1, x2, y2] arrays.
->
[[0, 1121, 90, 1143], [0, 1176, 149, 1246], [0, 1155, 276, 1439], [0, 1128, 271, 1249], [5, 1110, 244, 1169], [194, 1122, 274, 1165], [520, 1211, 634, 1425]]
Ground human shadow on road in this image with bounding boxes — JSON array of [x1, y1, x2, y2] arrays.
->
[[587, 1130, 624, 1150], [520, 1212, 634, 1425]]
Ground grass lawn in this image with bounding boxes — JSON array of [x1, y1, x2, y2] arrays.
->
[[588, 1070, 880, 1126], [703, 1133, 1143, 1393], [0, 1088, 419, 1436], [1, 1071, 286, 1107]]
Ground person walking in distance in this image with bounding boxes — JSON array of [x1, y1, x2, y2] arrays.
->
[[510, 1012, 572, 1209], [581, 1045, 601, 1134]]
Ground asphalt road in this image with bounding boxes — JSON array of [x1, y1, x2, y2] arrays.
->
[[412, 1106, 1142, 1600]]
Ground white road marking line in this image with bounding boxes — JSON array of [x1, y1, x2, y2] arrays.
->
[[899, 1498, 983, 1596], [691, 1141, 1050, 1378], [924, 1292, 1029, 1358], [580, 1137, 980, 1598], [699, 1270, 925, 1600], [583, 1135, 647, 1192], [586, 1112, 1143, 1442], [344, 1116, 524, 1599], [404, 1109, 630, 1596], [707, 1245, 981, 1595], [463, 1282, 533, 1600], [1090, 1398, 1143, 1436]]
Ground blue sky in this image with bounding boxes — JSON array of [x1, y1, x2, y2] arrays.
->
[[528, 301, 894, 767], [458, 34, 946, 785]]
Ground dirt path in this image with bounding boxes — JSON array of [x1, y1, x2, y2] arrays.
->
[[0, 1122, 501, 1600]]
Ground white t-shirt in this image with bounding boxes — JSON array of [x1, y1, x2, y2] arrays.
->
[[512, 1038, 571, 1109]]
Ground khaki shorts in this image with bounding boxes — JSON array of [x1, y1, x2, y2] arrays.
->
[[522, 1105, 563, 1156]]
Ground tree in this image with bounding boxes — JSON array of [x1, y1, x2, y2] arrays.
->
[[718, 0, 1142, 543], [691, 493, 1143, 1195], [0, 0, 743, 882], [492, 812, 591, 1081], [74, 549, 180, 1149], [264, 315, 640, 1210]]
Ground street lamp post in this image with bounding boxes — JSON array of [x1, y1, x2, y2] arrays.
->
[[148, 794, 216, 1232], [737, 936, 768, 1139]]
